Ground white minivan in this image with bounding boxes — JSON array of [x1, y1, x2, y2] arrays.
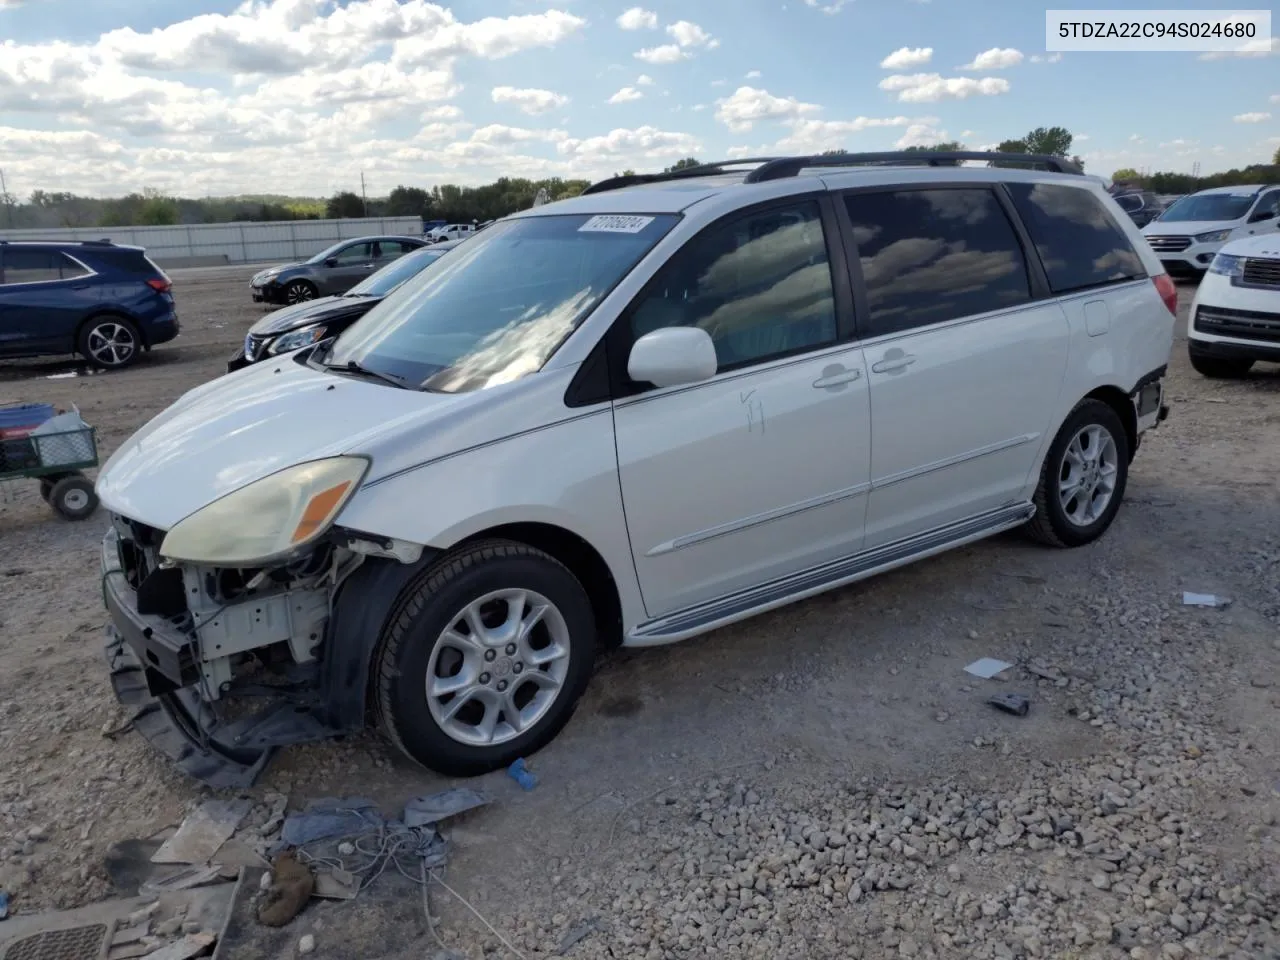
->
[[95, 152, 1175, 786], [1142, 184, 1280, 277]]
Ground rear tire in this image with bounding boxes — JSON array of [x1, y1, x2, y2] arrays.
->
[[1188, 349, 1253, 379], [1026, 399, 1129, 548], [374, 539, 596, 776], [79, 316, 141, 369]]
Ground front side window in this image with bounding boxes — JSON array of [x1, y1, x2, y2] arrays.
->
[[844, 188, 1032, 336], [1114, 194, 1142, 213], [333, 242, 373, 264], [1252, 191, 1280, 221], [626, 199, 838, 370], [1, 249, 63, 285], [1007, 182, 1145, 295], [328, 213, 678, 392], [1158, 192, 1255, 222]]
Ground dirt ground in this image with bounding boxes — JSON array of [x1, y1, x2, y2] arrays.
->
[[1, 269, 1278, 959]]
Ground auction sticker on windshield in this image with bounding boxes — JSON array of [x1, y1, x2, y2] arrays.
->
[[579, 215, 656, 234]]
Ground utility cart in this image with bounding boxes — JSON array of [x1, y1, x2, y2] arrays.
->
[[0, 403, 101, 520]]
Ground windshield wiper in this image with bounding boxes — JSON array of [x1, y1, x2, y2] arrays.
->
[[324, 359, 408, 389]]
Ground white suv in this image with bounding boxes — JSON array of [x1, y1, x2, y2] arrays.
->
[[95, 152, 1176, 785], [1142, 184, 1280, 277], [425, 223, 476, 243], [1187, 233, 1280, 377]]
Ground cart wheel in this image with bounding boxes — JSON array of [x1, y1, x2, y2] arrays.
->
[[39, 479, 55, 503], [50, 474, 99, 521]]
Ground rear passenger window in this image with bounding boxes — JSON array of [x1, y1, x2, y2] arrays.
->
[[1006, 182, 1145, 294], [843, 189, 1032, 336], [628, 199, 838, 370], [56, 254, 91, 279], [1, 249, 62, 285]]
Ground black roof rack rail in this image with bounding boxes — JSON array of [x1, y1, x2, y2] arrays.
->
[[81, 238, 114, 245], [580, 157, 786, 195], [743, 151, 1083, 183]]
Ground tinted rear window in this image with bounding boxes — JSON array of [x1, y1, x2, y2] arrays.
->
[[1006, 182, 1145, 294], [843, 188, 1032, 336]]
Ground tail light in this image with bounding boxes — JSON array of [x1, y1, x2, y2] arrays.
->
[[1152, 273, 1177, 316], [146, 277, 172, 293]]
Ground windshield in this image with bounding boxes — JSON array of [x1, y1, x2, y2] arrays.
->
[[346, 247, 445, 297], [305, 239, 354, 264], [1158, 193, 1255, 222], [327, 213, 678, 392]]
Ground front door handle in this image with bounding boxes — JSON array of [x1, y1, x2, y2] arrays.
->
[[871, 354, 917, 374], [812, 367, 862, 389]]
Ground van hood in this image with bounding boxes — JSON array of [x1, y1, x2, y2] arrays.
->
[[1143, 219, 1237, 237], [249, 295, 377, 336], [95, 358, 467, 530]]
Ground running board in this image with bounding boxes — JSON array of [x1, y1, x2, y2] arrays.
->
[[627, 502, 1035, 645]]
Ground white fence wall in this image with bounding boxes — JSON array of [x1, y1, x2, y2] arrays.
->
[[0, 216, 425, 265]]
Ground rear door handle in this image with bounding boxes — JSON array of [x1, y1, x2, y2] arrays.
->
[[871, 354, 917, 374], [812, 368, 862, 388]]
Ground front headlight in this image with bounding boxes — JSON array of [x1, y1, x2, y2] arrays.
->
[[1195, 229, 1232, 244], [1208, 253, 1244, 278], [269, 326, 327, 354], [160, 457, 369, 565]]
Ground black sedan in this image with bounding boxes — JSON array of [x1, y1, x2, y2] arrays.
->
[[229, 241, 459, 372]]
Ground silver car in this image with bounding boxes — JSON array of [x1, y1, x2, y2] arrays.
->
[[249, 235, 429, 305]]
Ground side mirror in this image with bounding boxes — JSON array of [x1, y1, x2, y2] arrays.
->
[[627, 327, 717, 388], [1249, 210, 1275, 223], [324, 257, 338, 267]]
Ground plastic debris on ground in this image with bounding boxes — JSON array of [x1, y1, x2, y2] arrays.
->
[[1182, 591, 1231, 608], [963, 657, 1014, 680], [152, 798, 253, 865], [508, 757, 538, 790], [987, 693, 1031, 717]]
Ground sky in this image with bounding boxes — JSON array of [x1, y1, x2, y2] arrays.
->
[[0, 0, 1276, 199]]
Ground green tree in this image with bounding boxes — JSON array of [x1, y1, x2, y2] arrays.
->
[[902, 140, 965, 153], [996, 138, 1027, 153], [385, 185, 433, 218], [1111, 168, 1141, 182], [326, 191, 366, 218], [1274, 145, 1280, 165], [138, 197, 179, 225], [663, 157, 702, 172], [820, 148, 849, 156]]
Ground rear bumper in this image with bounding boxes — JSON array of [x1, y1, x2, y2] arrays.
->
[[143, 315, 180, 347]]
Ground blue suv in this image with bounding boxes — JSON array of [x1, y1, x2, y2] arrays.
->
[[0, 240, 179, 369]]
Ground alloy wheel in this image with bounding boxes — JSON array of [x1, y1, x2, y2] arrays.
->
[[1058, 424, 1119, 527]]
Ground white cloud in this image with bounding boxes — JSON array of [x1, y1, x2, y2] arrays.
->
[[667, 20, 716, 48], [635, 44, 688, 64], [879, 46, 932, 69], [608, 86, 644, 103], [1233, 111, 1271, 123], [714, 85, 820, 133], [616, 7, 658, 30], [879, 73, 1010, 102], [1198, 35, 1277, 59], [745, 69, 762, 79], [557, 125, 702, 160], [1272, 93, 1280, 103], [1074, 133, 1089, 141], [960, 129, 976, 138], [636, 74, 655, 86], [491, 86, 568, 116], [960, 47, 1024, 70], [895, 122, 952, 148], [775, 116, 916, 152], [803, 0, 850, 12], [1029, 52, 1063, 63]]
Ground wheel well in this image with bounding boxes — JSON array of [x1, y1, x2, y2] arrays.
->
[[457, 523, 624, 650], [76, 311, 142, 347], [1084, 385, 1137, 460]]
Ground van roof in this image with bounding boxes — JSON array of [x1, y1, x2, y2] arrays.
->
[[516, 151, 1095, 218]]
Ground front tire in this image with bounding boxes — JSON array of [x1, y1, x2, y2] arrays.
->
[[1188, 349, 1253, 379], [374, 540, 596, 776], [283, 280, 318, 305], [50, 474, 98, 520], [1026, 399, 1130, 548], [79, 316, 140, 369]]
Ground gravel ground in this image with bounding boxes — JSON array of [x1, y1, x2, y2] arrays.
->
[[0, 268, 1278, 959]]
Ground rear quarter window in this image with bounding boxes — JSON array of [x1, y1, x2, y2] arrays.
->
[[1006, 182, 1146, 294]]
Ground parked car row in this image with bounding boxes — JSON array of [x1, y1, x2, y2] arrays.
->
[[249, 236, 431, 305], [231, 240, 460, 370]]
